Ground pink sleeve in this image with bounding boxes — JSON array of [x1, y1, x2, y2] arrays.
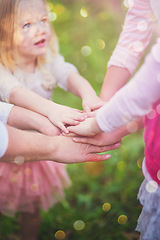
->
[[97, 42, 160, 132], [108, 0, 154, 75]]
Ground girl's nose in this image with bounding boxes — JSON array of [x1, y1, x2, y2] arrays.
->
[[36, 23, 45, 35]]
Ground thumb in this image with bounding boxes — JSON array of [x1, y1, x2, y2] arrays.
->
[[82, 103, 91, 113]]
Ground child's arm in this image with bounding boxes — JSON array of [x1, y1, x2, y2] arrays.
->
[[71, 119, 143, 146], [10, 86, 85, 133], [7, 105, 61, 136], [101, 66, 130, 101], [101, 0, 153, 101], [67, 72, 105, 112], [68, 50, 160, 138]]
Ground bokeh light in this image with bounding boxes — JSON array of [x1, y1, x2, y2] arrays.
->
[[14, 155, 25, 165], [80, 8, 88, 18], [85, 162, 104, 176], [157, 104, 160, 114], [117, 161, 126, 171], [54, 4, 65, 15], [146, 109, 156, 119], [137, 20, 148, 32], [127, 121, 138, 133], [133, 41, 144, 53], [49, 12, 57, 21], [118, 215, 128, 224], [96, 39, 105, 50], [137, 158, 142, 169], [30, 183, 39, 192], [95, 73, 104, 83], [146, 180, 158, 193], [48, 2, 54, 11], [73, 220, 85, 231], [102, 202, 111, 212], [24, 168, 32, 177], [157, 170, 160, 181], [55, 230, 65, 240], [123, 0, 134, 9], [81, 46, 92, 56]]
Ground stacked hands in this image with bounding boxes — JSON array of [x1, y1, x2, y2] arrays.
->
[[47, 95, 121, 149]]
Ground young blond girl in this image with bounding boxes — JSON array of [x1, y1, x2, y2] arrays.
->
[[0, 0, 104, 239]]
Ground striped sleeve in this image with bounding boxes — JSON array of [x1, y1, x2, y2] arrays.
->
[[108, 0, 154, 75]]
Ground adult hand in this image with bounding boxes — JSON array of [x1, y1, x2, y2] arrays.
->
[[72, 131, 121, 146], [53, 136, 120, 163]]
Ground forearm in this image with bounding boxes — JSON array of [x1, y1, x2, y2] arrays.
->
[[67, 72, 97, 99], [7, 105, 61, 136], [100, 66, 130, 101], [0, 125, 56, 162], [10, 86, 55, 117], [97, 52, 160, 132], [7, 105, 44, 130]]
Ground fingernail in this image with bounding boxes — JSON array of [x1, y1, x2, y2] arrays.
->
[[73, 138, 78, 142], [105, 154, 111, 158], [114, 143, 120, 148]]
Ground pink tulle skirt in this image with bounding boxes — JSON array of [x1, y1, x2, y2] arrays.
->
[[0, 161, 71, 216]]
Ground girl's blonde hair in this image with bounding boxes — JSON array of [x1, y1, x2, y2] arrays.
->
[[0, 0, 58, 72]]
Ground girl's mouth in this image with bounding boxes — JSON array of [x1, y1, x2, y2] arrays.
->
[[34, 39, 46, 47]]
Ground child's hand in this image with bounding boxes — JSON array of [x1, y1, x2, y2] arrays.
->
[[47, 103, 87, 133], [82, 95, 107, 113], [66, 117, 102, 136]]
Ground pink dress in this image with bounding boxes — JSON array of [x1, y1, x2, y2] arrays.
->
[[0, 53, 78, 216]]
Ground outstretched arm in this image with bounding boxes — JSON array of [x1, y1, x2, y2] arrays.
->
[[10, 86, 85, 133], [101, 0, 153, 101], [7, 105, 61, 136], [0, 123, 120, 163], [67, 72, 105, 112]]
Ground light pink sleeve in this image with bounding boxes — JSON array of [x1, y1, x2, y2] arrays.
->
[[97, 42, 160, 132], [108, 0, 154, 75]]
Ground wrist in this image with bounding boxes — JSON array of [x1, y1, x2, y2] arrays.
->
[[91, 118, 103, 135]]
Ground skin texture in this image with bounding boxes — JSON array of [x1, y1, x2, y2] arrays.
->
[[0, 124, 121, 163]]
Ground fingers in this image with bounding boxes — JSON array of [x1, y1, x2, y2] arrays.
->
[[83, 103, 91, 113], [87, 153, 111, 162], [85, 112, 96, 118], [62, 132, 76, 137], [73, 136, 93, 144], [90, 142, 120, 153], [57, 122, 69, 134], [67, 125, 80, 135], [90, 102, 106, 110], [68, 113, 87, 122]]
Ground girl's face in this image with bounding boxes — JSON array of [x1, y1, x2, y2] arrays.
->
[[14, 0, 51, 62]]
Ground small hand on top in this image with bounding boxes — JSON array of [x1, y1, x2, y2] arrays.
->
[[47, 102, 87, 133]]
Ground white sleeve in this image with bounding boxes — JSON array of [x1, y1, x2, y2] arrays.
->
[[97, 43, 160, 132], [0, 122, 8, 158], [0, 64, 22, 103], [50, 54, 78, 91], [108, 0, 154, 75], [0, 102, 13, 123]]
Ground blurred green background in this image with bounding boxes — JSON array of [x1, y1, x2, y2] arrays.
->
[[0, 0, 145, 239]]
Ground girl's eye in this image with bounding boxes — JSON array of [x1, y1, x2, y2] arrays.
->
[[40, 18, 47, 24], [23, 23, 30, 29]]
